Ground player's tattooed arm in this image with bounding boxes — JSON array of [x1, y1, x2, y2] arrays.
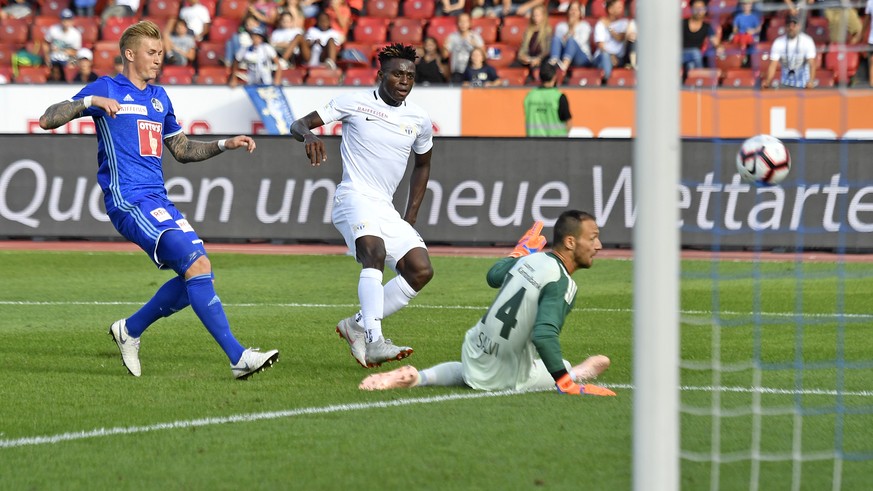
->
[[39, 100, 87, 130], [165, 133, 223, 163]]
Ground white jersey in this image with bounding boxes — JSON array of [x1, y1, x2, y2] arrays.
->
[[769, 32, 817, 70], [316, 90, 434, 201]]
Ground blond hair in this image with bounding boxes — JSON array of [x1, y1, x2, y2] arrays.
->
[[119, 21, 162, 57]]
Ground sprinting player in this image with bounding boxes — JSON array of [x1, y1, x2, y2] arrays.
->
[[360, 212, 616, 397], [38, 20, 278, 380], [290, 43, 434, 369]]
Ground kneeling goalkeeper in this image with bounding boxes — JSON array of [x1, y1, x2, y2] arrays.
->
[[360, 210, 615, 396]]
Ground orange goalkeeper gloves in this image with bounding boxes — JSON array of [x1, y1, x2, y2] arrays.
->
[[555, 373, 616, 396], [509, 221, 547, 258]]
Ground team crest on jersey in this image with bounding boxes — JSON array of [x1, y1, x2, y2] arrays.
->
[[399, 123, 417, 136], [151, 98, 164, 113], [137, 120, 163, 158]]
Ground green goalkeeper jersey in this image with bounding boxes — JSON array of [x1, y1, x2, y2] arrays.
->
[[461, 252, 577, 391]]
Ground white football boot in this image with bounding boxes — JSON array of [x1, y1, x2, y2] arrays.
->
[[231, 348, 279, 380], [109, 319, 141, 377]]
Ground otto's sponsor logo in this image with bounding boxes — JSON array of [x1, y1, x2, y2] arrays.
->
[[137, 119, 163, 157], [117, 104, 147, 115]]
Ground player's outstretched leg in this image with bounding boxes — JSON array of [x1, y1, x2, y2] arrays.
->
[[572, 355, 611, 382], [359, 365, 420, 390], [364, 338, 413, 368], [231, 348, 280, 380], [336, 315, 367, 367], [109, 319, 141, 377]]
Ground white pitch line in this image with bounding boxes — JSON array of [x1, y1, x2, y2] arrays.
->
[[2, 384, 872, 450]]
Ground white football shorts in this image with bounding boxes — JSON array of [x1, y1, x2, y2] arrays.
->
[[332, 189, 427, 270]]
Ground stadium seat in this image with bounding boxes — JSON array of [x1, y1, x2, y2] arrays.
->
[[14, 66, 48, 83], [684, 67, 721, 87], [352, 17, 389, 44], [367, 0, 399, 19], [195, 66, 228, 84], [338, 42, 375, 68], [547, 15, 563, 33], [72, 16, 99, 45], [278, 67, 306, 85], [714, 49, 743, 72], [160, 65, 195, 84], [343, 66, 378, 86], [813, 68, 834, 88], [708, 0, 738, 26], [38, 0, 68, 17], [0, 43, 15, 66], [499, 16, 527, 46], [606, 68, 635, 87], [401, 0, 435, 20], [566, 67, 603, 87], [0, 66, 13, 83], [588, 0, 608, 19], [824, 45, 859, 84], [680, 0, 691, 19], [102, 17, 137, 42], [209, 16, 239, 44], [495, 67, 526, 86], [199, 0, 217, 16], [0, 20, 29, 44], [485, 43, 516, 68], [805, 16, 830, 46], [31, 17, 54, 44], [196, 41, 224, 67], [470, 17, 499, 44], [389, 18, 423, 44], [147, 0, 181, 22], [306, 66, 342, 85], [92, 41, 118, 70], [425, 17, 456, 46], [721, 68, 757, 87], [765, 23, 787, 43], [217, 0, 248, 20]]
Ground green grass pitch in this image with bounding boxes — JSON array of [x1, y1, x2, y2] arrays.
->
[[1, 249, 871, 490]]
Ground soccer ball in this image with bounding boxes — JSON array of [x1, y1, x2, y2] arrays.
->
[[735, 134, 791, 185]]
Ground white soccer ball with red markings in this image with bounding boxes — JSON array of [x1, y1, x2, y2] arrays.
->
[[736, 134, 791, 185]]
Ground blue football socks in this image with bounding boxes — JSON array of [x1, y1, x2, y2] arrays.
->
[[126, 276, 189, 337], [186, 274, 245, 364]]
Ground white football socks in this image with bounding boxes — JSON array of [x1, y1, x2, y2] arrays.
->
[[418, 361, 465, 387], [382, 275, 418, 318], [358, 268, 384, 343]]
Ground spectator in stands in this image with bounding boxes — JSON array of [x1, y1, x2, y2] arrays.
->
[[277, 0, 308, 28], [47, 63, 68, 83], [304, 11, 342, 68], [12, 41, 46, 76], [323, 0, 352, 43], [681, 0, 722, 76], [73, 0, 98, 17], [46, 10, 83, 68], [515, 5, 552, 82], [824, 0, 863, 44], [416, 36, 450, 84], [731, 0, 761, 59], [444, 13, 484, 83], [164, 18, 198, 66], [231, 24, 282, 86], [71, 48, 99, 83], [226, 15, 261, 68], [487, 0, 544, 18], [783, 0, 814, 26], [549, 1, 595, 72], [179, 0, 212, 42], [113, 55, 124, 74], [272, 11, 308, 68], [764, 15, 817, 88], [0, 0, 33, 20], [101, 0, 141, 24], [279, 0, 319, 19], [247, 0, 280, 28], [463, 46, 501, 86], [436, 0, 465, 17], [523, 62, 571, 136], [593, 0, 636, 81]]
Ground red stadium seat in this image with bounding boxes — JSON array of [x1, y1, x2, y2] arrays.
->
[[196, 41, 224, 67], [485, 43, 516, 68], [278, 67, 306, 85], [367, 0, 399, 19], [499, 15, 527, 46], [0, 66, 13, 82], [31, 17, 54, 44], [147, 0, 181, 22], [0, 20, 29, 44], [425, 16, 456, 46], [495, 67, 526, 86], [588, 0, 607, 19], [813, 68, 834, 88], [824, 45, 859, 83], [14, 66, 48, 83], [217, 0, 248, 20], [209, 16, 239, 44], [160, 65, 195, 84], [343, 66, 378, 85], [389, 18, 423, 44], [306, 66, 342, 85], [38, 0, 68, 17], [338, 42, 375, 68], [199, 0, 217, 16], [102, 17, 137, 42], [195, 66, 228, 84], [401, 0, 435, 19], [684, 67, 720, 87], [470, 17, 498, 44], [92, 41, 118, 70], [765, 24, 787, 43], [714, 49, 743, 72], [805, 16, 830, 46], [567, 67, 603, 87], [721, 68, 757, 87], [72, 16, 100, 45], [352, 17, 389, 43], [606, 68, 635, 87], [0, 43, 15, 66]]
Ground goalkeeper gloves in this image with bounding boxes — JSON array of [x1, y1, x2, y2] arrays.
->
[[509, 221, 547, 258], [555, 373, 616, 397]]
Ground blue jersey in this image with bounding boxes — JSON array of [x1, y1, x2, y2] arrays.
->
[[73, 75, 183, 210]]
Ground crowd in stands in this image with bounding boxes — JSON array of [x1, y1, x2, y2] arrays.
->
[[0, 0, 870, 87]]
